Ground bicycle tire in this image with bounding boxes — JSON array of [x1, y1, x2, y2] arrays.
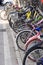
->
[[9, 13, 18, 29], [16, 30, 35, 51], [7, 12, 11, 21], [13, 20, 33, 33], [0, 10, 7, 20], [7, 11, 16, 21], [23, 43, 43, 65], [9, 18, 13, 29], [20, 29, 34, 43]]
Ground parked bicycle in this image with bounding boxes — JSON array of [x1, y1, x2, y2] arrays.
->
[[23, 24, 43, 65], [12, 7, 42, 33], [16, 19, 43, 51], [0, 2, 14, 20], [23, 41, 43, 65]]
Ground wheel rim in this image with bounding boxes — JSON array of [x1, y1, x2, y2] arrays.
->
[[0, 10, 7, 20], [24, 49, 43, 65], [16, 30, 35, 51], [20, 31, 34, 43]]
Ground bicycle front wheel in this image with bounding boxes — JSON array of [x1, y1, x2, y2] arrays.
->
[[23, 44, 43, 65], [0, 10, 7, 20], [16, 30, 35, 51]]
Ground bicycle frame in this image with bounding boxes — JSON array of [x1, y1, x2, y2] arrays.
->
[[37, 19, 43, 25], [25, 32, 41, 50], [24, 28, 43, 62], [29, 19, 43, 33], [25, 19, 43, 50]]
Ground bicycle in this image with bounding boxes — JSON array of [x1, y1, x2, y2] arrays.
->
[[13, 11, 42, 33], [22, 24, 43, 65], [23, 41, 43, 65], [19, 16, 43, 42], [9, 5, 34, 32], [11, 12, 31, 33], [8, 11, 18, 29], [13, 3, 43, 33], [8, 4, 43, 32], [23, 24, 43, 62], [7, 6, 22, 28], [0, 2, 14, 20], [16, 19, 43, 52]]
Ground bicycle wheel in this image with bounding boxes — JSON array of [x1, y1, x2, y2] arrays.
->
[[9, 13, 18, 29], [9, 18, 13, 29], [23, 43, 43, 65], [13, 20, 25, 33], [0, 10, 7, 20], [7, 11, 16, 21], [8, 13, 14, 29], [16, 30, 35, 51], [13, 19, 33, 33]]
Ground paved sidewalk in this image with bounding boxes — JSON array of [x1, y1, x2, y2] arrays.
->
[[0, 17, 24, 65], [0, 6, 24, 65]]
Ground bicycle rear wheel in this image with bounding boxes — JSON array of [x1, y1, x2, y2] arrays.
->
[[8, 11, 18, 29], [23, 43, 43, 65], [13, 20, 24, 33]]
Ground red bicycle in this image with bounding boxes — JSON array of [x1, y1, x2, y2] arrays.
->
[[16, 19, 43, 51], [24, 24, 43, 62]]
